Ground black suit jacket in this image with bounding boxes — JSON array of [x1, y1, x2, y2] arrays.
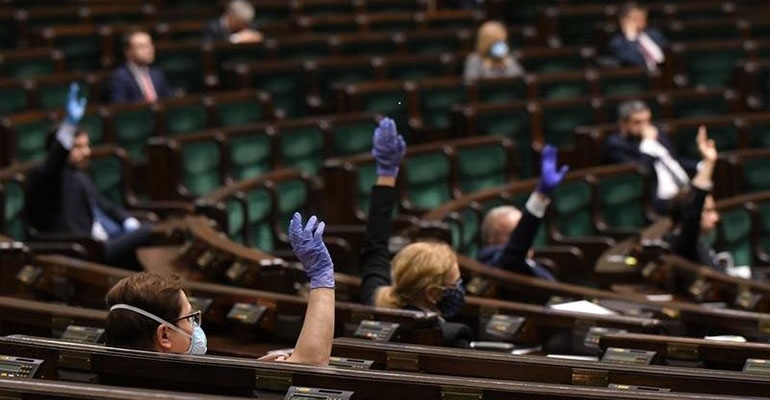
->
[[201, 18, 260, 42], [27, 140, 130, 235], [608, 28, 668, 68], [360, 185, 472, 348], [108, 63, 173, 104]]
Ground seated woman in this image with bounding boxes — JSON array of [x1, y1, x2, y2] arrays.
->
[[666, 126, 723, 271], [463, 20, 525, 82], [105, 213, 335, 365], [360, 118, 472, 348]]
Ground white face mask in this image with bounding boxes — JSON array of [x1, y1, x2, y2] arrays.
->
[[110, 304, 208, 355]]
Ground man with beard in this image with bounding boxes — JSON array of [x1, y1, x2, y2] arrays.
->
[[27, 83, 151, 269]]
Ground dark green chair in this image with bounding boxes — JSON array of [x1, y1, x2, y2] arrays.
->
[[596, 168, 648, 231], [180, 139, 223, 197], [224, 187, 275, 251], [758, 202, 770, 263], [227, 130, 273, 181], [417, 78, 470, 131], [717, 207, 754, 267], [213, 42, 268, 75], [345, 82, 409, 131], [277, 122, 325, 175], [154, 42, 205, 94], [87, 149, 127, 208], [597, 68, 656, 96], [667, 91, 736, 119], [161, 98, 209, 136], [475, 77, 528, 104], [520, 47, 587, 73], [238, 60, 306, 118], [356, 161, 379, 215], [311, 57, 377, 106], [270, 36, 333, 60], [337, 32, 397, 57], [536, 72, 590, 100], [680, 44, 745, 88], [746, 117, 770, 148], [2, 111, 53, 164], [672, 122, 738, 161], [271, 172, 313, 247], [326, 114, 378, 157], [400, 148, 453, 214], [539, 99, 600, 148], [445, 204, 482, 258], [0, 80, 30, 114], [385, 54, 451, 81], [108, 104, 158, 162], [1, 178, 27, 240], [455, 137, 514, 195], [740, 157, 770, 193], [78, 110, 107, 146], [0, 49, 64, 79], [550, 180, 594, 239], [403, 29, 468, 55], [212, 91, 273, 127], [38, 26, 104, 72], [463, 102, 533, 177]]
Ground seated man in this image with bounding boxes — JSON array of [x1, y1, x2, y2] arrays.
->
[[202, 0, 263, 44], [608, 1, 667, 71], [601, 100, 699, 214], [108, 30, 173, 103], [26, 84, 151, 269], [105, 213, 334, 365], [478, 145, 568, 282]]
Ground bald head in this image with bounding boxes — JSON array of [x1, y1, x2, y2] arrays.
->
[[481, 206, 522, 246]]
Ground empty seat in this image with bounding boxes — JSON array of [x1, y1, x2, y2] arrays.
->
[[0, 48, 65, 79], [1, 110, 54, 164], [104, 103, 159, 162], [159, 96, 210, 136], [153, 42, 206, 94], [34, 25, 107, 72]]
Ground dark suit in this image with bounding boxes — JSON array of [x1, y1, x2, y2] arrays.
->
[[477, 206, 556, 282], [108, 63, 173, 104], [360, 185, 472, 348], [26, 134, 150, 269], [602, 130, 698, 213], [201, 18, 260, 42], [608, 28, 668, 69], [666, 187, 719, 270]]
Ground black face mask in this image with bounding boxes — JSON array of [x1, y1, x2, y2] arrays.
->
[[436, 280, 465, 318]]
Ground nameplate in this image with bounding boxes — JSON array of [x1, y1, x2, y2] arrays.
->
[[61, 325, 104, 344], [743, 359, 770, 376], [284, 386, 354, 400], [601, 347, 656, 365], [227, 303, 267, 325], [583, 327, 627, 349], [328, 357, 374, 370], [485, 314, 525, 340], [608, 383, 671, 392], [353, 320, 399, 342]]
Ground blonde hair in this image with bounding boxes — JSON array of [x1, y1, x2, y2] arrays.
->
[[475, 21, 508, 60], [374, 242, 457, 309]]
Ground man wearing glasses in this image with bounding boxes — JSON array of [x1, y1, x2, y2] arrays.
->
[[105, 213, 335, 365]]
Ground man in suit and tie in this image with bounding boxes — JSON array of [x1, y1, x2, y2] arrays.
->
[[108, 30, 173, 103], [608, 2, 668, 71], [27, 84, 152, 269], [202, 0, 263, 44], [601, 100, 700, 214], [477, 146, 569, 282]]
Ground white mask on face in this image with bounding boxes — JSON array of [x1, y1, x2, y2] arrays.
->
[[110, 303, 208, 355]]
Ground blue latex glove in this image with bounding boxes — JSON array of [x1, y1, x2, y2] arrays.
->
[[288, 212, 335, 289], [372, 117, 406, 177], [536, 144, 569, 195], [64, 82, 87, 125]]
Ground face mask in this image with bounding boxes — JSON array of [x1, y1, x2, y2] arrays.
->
[[110, 304, 208, 355], [489, 41, 509, 59], [435, 280, 466, 318]]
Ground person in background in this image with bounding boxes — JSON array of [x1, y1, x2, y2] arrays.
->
[[27, 84, 152, 270], [360, 118, 472, 348], [602, 100, 699, 214], [608, 1, 668, 71], [108, 30, 174, 103], [105, 212, 334, 365], [463, 20, 525, 82], [478, 145, 569, 281], [202, 0, 263, 44]]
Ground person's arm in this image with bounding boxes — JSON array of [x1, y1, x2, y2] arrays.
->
[[283, 213, 335, 366], [673, 126, 717, 261], [498, 145, 567, 276], [360, 118, 406, 305], [463, 54, 482, 82]]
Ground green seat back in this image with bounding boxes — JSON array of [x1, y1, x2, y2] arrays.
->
[[155, 49, 203, 93], [671, 96, 731, 119], [38, 82, 91, 111], [330, 120, 375, 156], [356, 162, 378, 214], [0, 85, 28, 114], [598, 173, 646, 229], [165, 103, 208, 136], [216, 98, 265, 127], [274, 178, 309, 237], [476, 79, 527, 104], [251, 70, 303, 117], [558, 15, 598, 46], [420, 85, 468, 130], [676, 125, 737, 160], [448, 206, 480, 257], [5, 58, 55, 79], [406, 36, 460, 55], [339, 39, 397, 57], [404, 152, 452, 210], [759, 203, 770, 260], [279, 126, 324, 174], [78, 114, 106, 145], [748, 120, 770, 148], [388, 61, 445, 81], [475, 108, 532, 177], [88, 155, 124, 207], [360, 89, 408, 128], [276, 42, 333, 60], [718, 208, 753, 267], [686, 49, 743, 88], [456, 143, 509, 194], [58, 36, 101, 72], [523, 55, 583, 74], [540, 79, 589, 99], [245, 188, 274, 251], [113, 107, 155, 162], [742, 158, 770, 192], [552, 181, 593, 238], [600, 75, 650, 96], [14, 118, 51, 163], [225, 198, 246, 245], [181, 141, 221, 197], [229, 133, 272, 181], [215, 45, 267, 69], [2, 181, 26, 240], [318, 67, 376, 101], [542, 104, 596, 148]]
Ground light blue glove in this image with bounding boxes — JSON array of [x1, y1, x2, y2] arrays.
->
[[536, 144, 569, 195], [372, 117, 406, 177], [65, 82, 87, 125], [288, 212, 335, 289]]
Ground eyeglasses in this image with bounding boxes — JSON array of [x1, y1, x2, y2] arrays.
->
[[174, 310, 202, 327]]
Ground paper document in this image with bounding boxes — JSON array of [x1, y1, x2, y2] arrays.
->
[[548, 300, 618, 316]]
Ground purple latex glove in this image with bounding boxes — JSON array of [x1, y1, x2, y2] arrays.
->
[[64, 82, 87, 125], [288, 212, 335, 289], [372, 117, 406, 177], [536, 144, 569, 195]]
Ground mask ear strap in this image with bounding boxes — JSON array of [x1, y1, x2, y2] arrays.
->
[[110, 304, 191, 339]]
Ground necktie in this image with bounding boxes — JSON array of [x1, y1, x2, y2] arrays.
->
[[140, 69, 157, 102]]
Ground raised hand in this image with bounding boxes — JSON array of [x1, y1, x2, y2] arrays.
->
[[696, 125, 717, 163], [372, 117, 406, 177], [536, 145, 569, 195], [288, 212, 335, 289], [65, 82, 87, 125]]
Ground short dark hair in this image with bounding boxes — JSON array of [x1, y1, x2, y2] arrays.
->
[[105, 272, 186, 350], [121, 29, 149, 51], [617, 100, 650, 122], [619, 1, 643, 19]]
